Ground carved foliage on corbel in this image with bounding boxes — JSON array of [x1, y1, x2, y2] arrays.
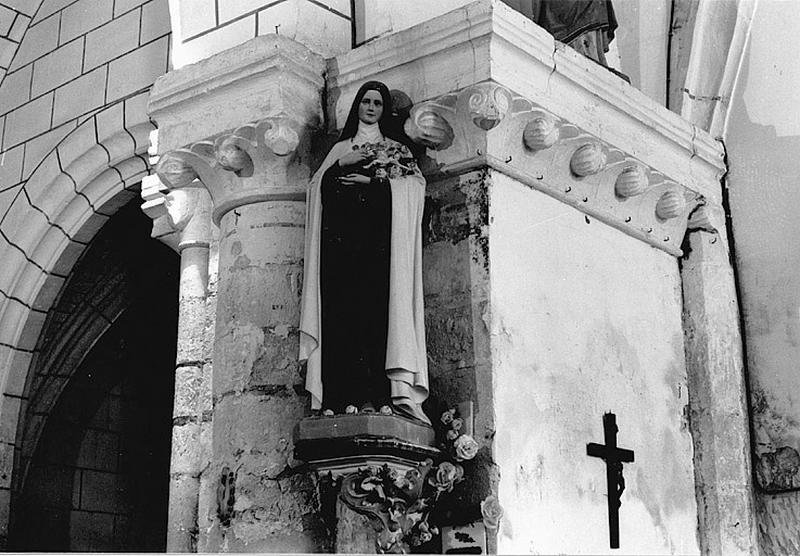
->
[[404, 81, 703, 256], [340, 459, 460, 554], [155, 116, 306, 223]]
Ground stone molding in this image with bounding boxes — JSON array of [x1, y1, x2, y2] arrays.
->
[[154, 116, 309, 224], [328, 0, 726, 204], [148, 35, 325, 154], [405, 81, 704, 256], [148, 36, 325, 223]]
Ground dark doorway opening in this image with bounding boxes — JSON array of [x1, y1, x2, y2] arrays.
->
[[9, 199, 179, 552]]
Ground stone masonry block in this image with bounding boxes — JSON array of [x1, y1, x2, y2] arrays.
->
[[88, 176, 131, 215], [3, 0, 35, 16], [172, 364, 201, 418], [59, 0, 113, 44], [4, 93, 54, 148], [31, 268, 66, 312], [50, 237, 85, 276], [318, 0, 350, 14], [123, 91, 150, 129], [0, 6, 14, 35], [0, 236, 29, 290], [217, 0, 269, 22], [22, 122, 77, 179], [6, 257, 46, 310], [0, 396, 21, 444], [216, 262, 303, 327], [26, 149, 65, 200], [94, 185, 139, 219], [94, 101, 124, 145], [0, 144, 23, 187], [214, 392, 306, 479], [178, 0, 215, 38], [8, 13, 29, 42], [107, 36, 168, 102], [115, 0, 150, 17], [30, 179, 75, 239], [99, 128, 137, 165], [0, 37, 13, 68], [176, 298, 208, 364], [10, 14, 58, 70], [31, 38, 83, 97], [53, 66, 108, 126], [248, 327, 301, 388], [170, 420, 200, 474], [141, 0, 171, 44], [84, 9, 140, 71], [34, 0, 76, 22], [70, 211, 110, 244], [57, 120, 96, 168], [0, 345, 32, 397], [26, 152, 69, 212], [175, 16, 254, 67], [167, 473, 200, 534], [16, 288, 47, 350], [0, 194, 49, 252], [257, 0, 351, 57], [0, 65, 31, 115]]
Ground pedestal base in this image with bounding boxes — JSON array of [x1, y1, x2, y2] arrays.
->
[[294, 413, 438, 477]]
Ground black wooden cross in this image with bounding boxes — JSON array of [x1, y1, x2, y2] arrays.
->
[[586, 412, 634, 549]]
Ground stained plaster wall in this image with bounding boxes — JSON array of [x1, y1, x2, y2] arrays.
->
[[724, 2, 800, 553], [489, 172, 698, 554]]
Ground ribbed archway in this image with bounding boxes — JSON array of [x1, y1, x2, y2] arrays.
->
[[8, 199, 178, 551]]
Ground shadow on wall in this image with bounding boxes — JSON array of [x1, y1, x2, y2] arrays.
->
[[8, 200, 179, 552]]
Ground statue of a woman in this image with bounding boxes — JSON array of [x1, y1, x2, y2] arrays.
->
[[300, 81, 430, 424]]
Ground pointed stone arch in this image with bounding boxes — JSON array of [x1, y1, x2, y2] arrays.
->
[[0, 97, 155, 546]]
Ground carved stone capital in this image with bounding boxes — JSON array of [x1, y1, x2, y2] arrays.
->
[[141, 174, 214, 252], [156, 116, 311, 224], [406, 81, 704, 256], [148, 35, 324, 223]]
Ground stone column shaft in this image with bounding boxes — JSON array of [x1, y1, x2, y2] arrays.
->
[[142, 176, 216, 552], [681, 205, 759, 556]]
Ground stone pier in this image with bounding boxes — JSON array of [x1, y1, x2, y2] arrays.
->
[[149, 36, 328, 552]]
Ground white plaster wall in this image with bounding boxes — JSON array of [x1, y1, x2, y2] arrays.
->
[[613, 0, 670, 105], [727, 0, 800, 469], [725, 2, 800, 551], [489, 173, 698, 554]]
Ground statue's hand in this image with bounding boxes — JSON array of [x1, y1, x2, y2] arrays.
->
[[338, 151, 371, 167], [339, 173, 371, 186]]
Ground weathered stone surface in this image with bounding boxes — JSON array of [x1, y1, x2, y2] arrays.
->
[[170, 420, 200, 475], [681, 206, 758, 556], [172, 364, 202, 418], [167, 474, 200, 551]]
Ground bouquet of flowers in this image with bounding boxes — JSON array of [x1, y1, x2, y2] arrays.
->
[[353, 141, 418, 180]]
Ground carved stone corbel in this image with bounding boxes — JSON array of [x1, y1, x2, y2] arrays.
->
[[141, 174, 213, 255], [155, 116, 309, 225], [404, 80, 704, 256]]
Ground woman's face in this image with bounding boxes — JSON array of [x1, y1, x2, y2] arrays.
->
[[358, 90, 384, 124]]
